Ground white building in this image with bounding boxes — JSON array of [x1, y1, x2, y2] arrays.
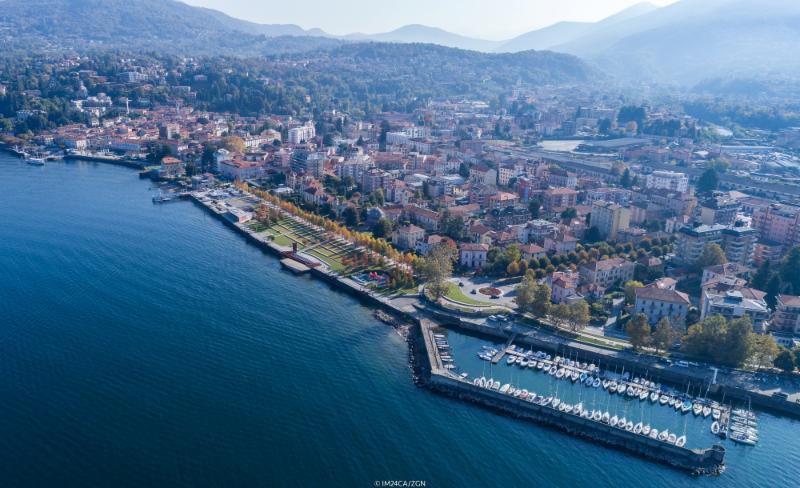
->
[[459, 243, 489, 269], [288, 121, 316, 144], [645, 171, 689, 193]]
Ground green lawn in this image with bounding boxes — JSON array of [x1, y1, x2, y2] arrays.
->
[[444, 284, 491, 307]]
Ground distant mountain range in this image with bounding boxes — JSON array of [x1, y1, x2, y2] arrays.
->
[[2, 0, 799, 87]]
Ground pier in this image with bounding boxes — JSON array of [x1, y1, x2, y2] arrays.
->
[[490, 333, 516, 364]]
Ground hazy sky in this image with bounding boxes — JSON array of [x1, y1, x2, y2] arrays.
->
[[182, 0, 678, 39]]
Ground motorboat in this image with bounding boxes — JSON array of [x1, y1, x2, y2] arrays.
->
[[601, 411, 610, 423], [702, 406, 712, 418], [731, 433, 757, 446], [712, 409, 721, 421], [711, 421, 720, 435], [616, 384, 626, 394], [500, 384, 510, 394], [507, 356, 516, 365], [593, 410, 602, 421], [692, 403, 703, 416], [634, 422, 643, 435], [660, 395, 669, 405], [676, 435, 687, 448], [478, 377, 487, 388], [683, 401, 694, 414], [610, 415, 619, 427], [592, 378, 601, 388], [668, 397, 677, 407], [555, 368, 565, 379], [528, 361, 536, 369], [552, 398, 561, 409], [570, 371, 580, 382], [639, 390, 649, 401], [658, 430, 669, 442], [642, 424, 651, 436], [649, 429, 659, 439], [580, 373, 588, 383], [492, 381, 500, 391], [650, 392, 660, 403], [667, 433, 677, 444], [519, 359, 529, 367], [626, 421, 634, 432], [537, 361, 545, 370]]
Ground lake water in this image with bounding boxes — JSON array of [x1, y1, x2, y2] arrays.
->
[[1, 153, 798, 486]]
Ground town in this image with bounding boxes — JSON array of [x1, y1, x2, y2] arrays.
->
[[3, 50, 800, 464]]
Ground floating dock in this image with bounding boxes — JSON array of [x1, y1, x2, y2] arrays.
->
[[416, 319, 726, 476], [280, 258, 311, 274]]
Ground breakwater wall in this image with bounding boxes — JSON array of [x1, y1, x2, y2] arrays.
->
[[428, 312, 800, 420], [415, 319, 725, 476], [64, 154, 147, 170]]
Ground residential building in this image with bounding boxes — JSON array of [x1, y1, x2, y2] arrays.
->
[[548, 271, 580, 304], [701, 263, 753, 285], [634, 286, 691, 328], [541, 188, 578, 214], [579, 258, 635, 288], [590, 201, 630, 242], [519, 244, 547, 261], [700, 288, 770, 332], [391, 224, 425, 251], [752, 204, 800, 248], [773, 295, 800, 335], [645, 170, 689, 193], [288, 121, 315, 144], [158, 156, 185, 178], [459, 243, 489, 269], [674, 224, 726, 265], [720, 226, 757, 265]]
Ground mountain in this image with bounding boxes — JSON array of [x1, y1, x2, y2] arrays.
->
[[196, 7, 327, 38], [344, 25, 502, 52], [0, 0, 341, 55], [551, 0, 800, 85], [497, 2, 659, 52]]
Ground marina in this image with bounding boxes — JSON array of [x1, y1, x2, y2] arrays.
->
[[418, 320, 726, 476]]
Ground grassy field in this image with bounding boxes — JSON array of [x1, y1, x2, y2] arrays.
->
[[443, 284, 492, 307]]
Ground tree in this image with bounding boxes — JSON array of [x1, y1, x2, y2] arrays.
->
[[531, 282, 552, 317], [765, 274, 782, 310], [514, 272, 537, 312], [751, 334, 780, 370], [222, 135, 245, 153], [719, 316, 755, 367], [584, 226, 602, 243], [620, 168, 632, 189], [780, 246, 800, 294], [599, 118, 612, 135], [418, 244, 457, 300], [652, 317, 675, 353], [697, 243, 727, 269], [774, 349, 796, 373], [342, 206, 359, 227], [371, 218, 392, 238], [626, 314, 651, 350], [528, 198, 541, 219], [566, 300, 590, 332], [697, 168, 719, 194], [561, 207, 577, 222], [624, 280, 644, 305], [550, 303, 570, 330], [750, 260, 772, 290]]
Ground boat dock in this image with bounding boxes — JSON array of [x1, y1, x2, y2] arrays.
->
[[280, 258, 311, 274], [491, 333, 517, 364]]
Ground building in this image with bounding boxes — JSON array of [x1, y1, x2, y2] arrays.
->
[[361, 168, 390, 194], [158, 156, 185, 178], [752, 204, 800, 248], [634, 286, 691, 328], [542, 188, 578, 214], [590, 201, 630, 242], [720, 226, 757, 265], [697, 194, 741, 227], [674, 224, 726, 265], [579, 258, 635, 288], [391, 224, 425, 251], [519, 244, 547, 262], [290, 150, 325, 177], [548, 271, 580, 304], [645, 171, 689, 193], [459, 243, 489, 269], [219, 159, 264, 180], [701, 263, 753, 285], [288, 121, 316, 144], [700, 288, 770, 332], [773, 295, 800, 335]]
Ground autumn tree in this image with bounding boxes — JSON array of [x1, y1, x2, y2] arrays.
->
[[652, 317, 675, 353], [626, 313, 651, 350], [418, 243, 457, 300]]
